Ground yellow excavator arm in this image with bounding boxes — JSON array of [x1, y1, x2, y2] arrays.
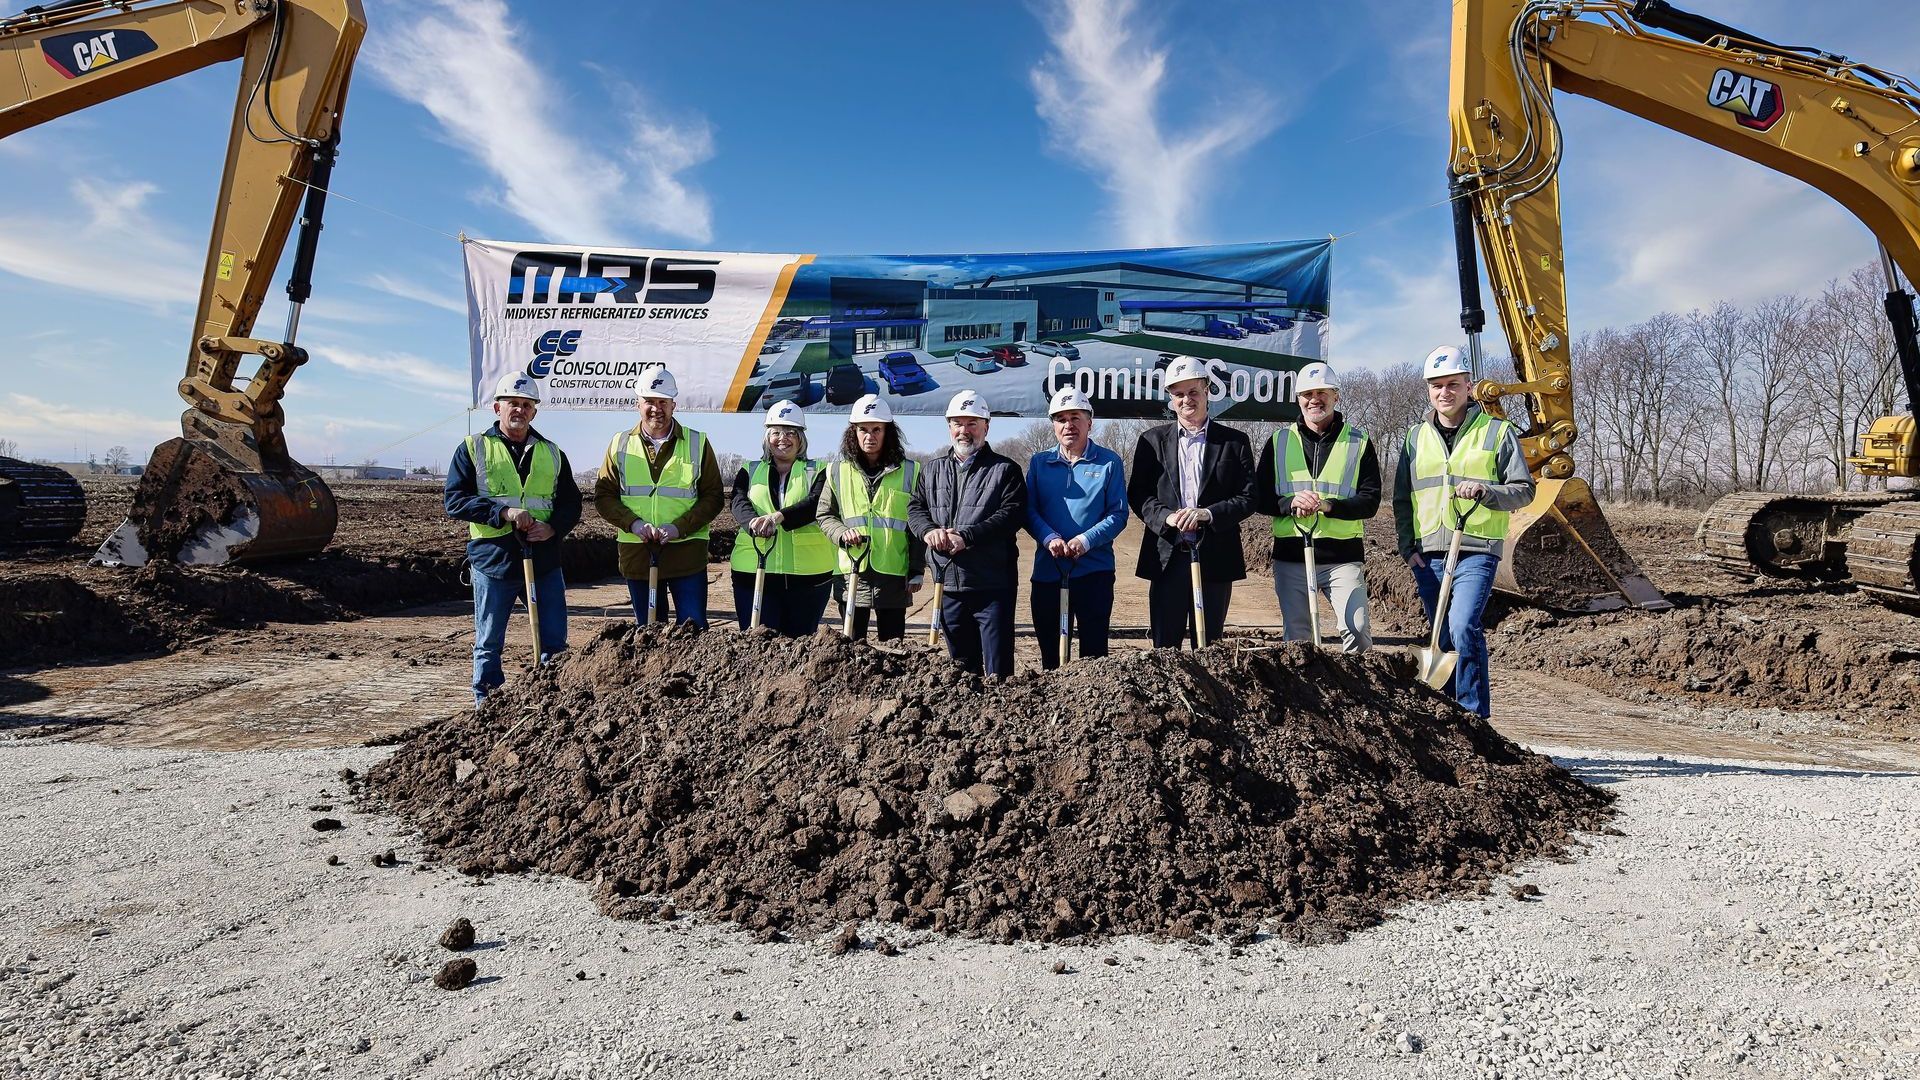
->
[[0, 0, 364, 563], [1449, 0, 1920, 610]]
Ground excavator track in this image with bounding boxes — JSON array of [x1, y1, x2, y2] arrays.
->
[[1848, 501, 1920, 607], [1697, 490, 1920, 606], [0, 457, 86, 546]]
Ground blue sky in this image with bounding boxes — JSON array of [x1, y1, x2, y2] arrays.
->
[[2, 0, 1912, 470]]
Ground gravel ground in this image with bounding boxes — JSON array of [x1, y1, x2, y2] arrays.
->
[[2, 742, 1916, 1080]]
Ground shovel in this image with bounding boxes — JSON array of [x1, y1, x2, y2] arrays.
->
[[747, 531, 775, 630], [1298, 516, 1322, 649], [842, 538, 870, 638], [1417, 496, 1485, 690], [519, 537, 543, 666], [926, 582, 943, 646], [1056, 553, 1076, 664], [646, 539, 660, 625], [1185, 540, 1208, 650]]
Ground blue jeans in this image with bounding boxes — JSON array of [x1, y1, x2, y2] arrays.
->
[[627, 573, 708, 628], [1411, 551, 1499, 718], [938, 587, 1016, 677], [472, 565, 567, 703], [731, 571, 832, 635]]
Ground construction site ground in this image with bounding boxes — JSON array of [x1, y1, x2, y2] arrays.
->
[[3, 480, 1917, 1078]]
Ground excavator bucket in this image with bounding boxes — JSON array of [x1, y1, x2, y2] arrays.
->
[[92, 415, 335, 567], [1493, 477, 1672, 613]]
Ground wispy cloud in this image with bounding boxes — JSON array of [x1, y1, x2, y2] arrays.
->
[[1031, 0, 1278, 247], [365, 272, 466, 315], [1334, 252, 1458, 370], [0, 179, 197, 308], [366, 0, 714, 244], [309, 343, 469, 402], [1, 392, 178, 448]]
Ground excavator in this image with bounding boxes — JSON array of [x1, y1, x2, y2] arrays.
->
[[1449, 0, 1920, 610], [0, 0, 364, 563]]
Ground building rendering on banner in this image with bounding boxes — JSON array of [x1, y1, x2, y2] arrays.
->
[[816, 262, 1292, 360]]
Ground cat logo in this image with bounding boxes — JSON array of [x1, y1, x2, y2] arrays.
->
[[40, 28, 159, 79], [1706, 68, 1786, 132]]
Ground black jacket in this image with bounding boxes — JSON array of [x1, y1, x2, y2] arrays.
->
[[1253, 415, 1382, 565], [1127, 421, 1257, 582], [908, 443, 1027, 593]]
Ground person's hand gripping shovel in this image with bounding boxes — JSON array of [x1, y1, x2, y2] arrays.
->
[[746, 530, 775, 630], [841, 533, 871, 638], [1417, 493, 1486, 690]]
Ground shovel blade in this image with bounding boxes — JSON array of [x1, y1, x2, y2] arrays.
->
[[1417, 647, 1458, 691]]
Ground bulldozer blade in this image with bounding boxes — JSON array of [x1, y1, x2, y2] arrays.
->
[[92, 415, 335, 567], [1417, 646, 1458, 691], [1494, 477, 1672, 613]]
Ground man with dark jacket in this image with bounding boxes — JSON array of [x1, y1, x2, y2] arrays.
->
[[444, 373, 582, 704], [908, 389, 1027, 676], [1128, 356, 1257, 649], [1255, 362, 1382, 651]]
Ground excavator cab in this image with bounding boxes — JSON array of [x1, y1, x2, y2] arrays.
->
[[2, 0, 364, 566]]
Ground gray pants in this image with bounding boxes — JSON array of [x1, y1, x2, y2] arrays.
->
[[1272, 558, 1372, 652]]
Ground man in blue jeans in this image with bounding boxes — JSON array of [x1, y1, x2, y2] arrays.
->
[[1392, 345, 1535, 717], [1024, 386, 1130, 668], [445, 373, 582, 704]]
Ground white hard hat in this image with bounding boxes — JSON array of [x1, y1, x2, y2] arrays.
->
[[1295, 362, 1339, 394], [946, 390, 991, 419], [493, 372, 541, 402], [1162, 355, 1211, 389], [765, 399, 806, 429], [637, 366, 679, 400], [848, 393, 894, 424], [1423, 345, 1472, 380], [1047, 385, 1094, 416]]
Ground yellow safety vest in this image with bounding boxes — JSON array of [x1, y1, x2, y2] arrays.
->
[[832, 460, 919, 577], [1269, 422, 1369, 541], [1408, 411, 1512, 544], [614, 425, 710, 543], [467, 432, 559, 540], [730, 458, 834, 575]]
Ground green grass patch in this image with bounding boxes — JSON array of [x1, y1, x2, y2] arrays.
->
[[788, 341, 837, 375]]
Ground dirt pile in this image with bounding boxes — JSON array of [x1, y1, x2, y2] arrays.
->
[[367, 626, 1611, 944], [3, 478, 735, 666]]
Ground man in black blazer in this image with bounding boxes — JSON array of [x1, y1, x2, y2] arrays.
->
[[1127, 356, 1257, 649]]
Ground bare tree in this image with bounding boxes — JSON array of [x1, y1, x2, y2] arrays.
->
[[1685, 302, 1746, 491], [1738, 294, 1807, 490], [104, 445, 131, 471], [0, 437, 18, 458]]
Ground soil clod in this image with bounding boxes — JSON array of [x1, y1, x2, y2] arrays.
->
[[433, 958, 476, 990], [438, 918, 475, 951]]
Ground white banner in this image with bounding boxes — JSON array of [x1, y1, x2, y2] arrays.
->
[[465, 237, 1333, 420], [464, 238, 806, 411]]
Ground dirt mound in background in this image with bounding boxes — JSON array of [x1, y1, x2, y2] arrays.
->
[[2, 477, 735, 667], [366, 627, 1611, 944]]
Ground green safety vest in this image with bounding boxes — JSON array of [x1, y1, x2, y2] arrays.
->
[[614, 425, 710, 543], [730, 458, 834, 575], [1269, 422, 1369, 540], [1407, 411, 1513, 544], [467, 432, 559, 540], [831, 459, 919, 577]]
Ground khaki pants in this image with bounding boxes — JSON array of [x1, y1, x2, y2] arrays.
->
[[1271, 558, 1372, 652]]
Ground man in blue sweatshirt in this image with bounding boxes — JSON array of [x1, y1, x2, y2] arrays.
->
[[444, 373, 582, 704], [1024, 386, 1130, 668]]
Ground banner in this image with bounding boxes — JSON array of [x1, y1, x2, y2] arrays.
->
[[465, 237, 1331, 420]]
